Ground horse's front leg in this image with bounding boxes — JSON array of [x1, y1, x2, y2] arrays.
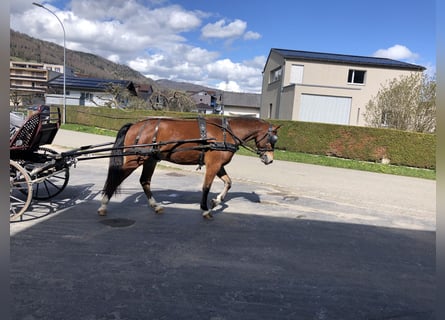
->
[[201, 164, 219, 220], [211, 166, 232, 209], [140, 159, 163, 214]]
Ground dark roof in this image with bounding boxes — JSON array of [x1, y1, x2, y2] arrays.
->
[[48, 75, 136, 93], [270, 48, 425, 71]]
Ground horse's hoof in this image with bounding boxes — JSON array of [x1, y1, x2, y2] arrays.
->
[[202, 212, 213, 220], [154, 207, 164, 214], [97, 209, 107, 216]]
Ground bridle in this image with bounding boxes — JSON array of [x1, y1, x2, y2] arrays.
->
[[254, 125, 278, 154], [212, 121, 278, 156]]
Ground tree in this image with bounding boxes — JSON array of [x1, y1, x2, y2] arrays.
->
[[97, 83, 131, 108], [148, 89, 195, 112], [10, 90, 21, 109], [166, 90, 195, 112], [364, 72, 436, 133], [148, 90, 168, 110]]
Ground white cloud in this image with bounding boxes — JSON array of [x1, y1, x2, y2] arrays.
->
[[128, 54, 166, 73], [205, 58, 262, 92], [107, 54, 121, 63], [201, 19, 246, 39], [10, 0, 37, 14], [167, 9, 202, 31], [373, 44, 419, 61], [70, 0, 141, 20], [217, 80, 241, 92], [244, 31, 261, 40]]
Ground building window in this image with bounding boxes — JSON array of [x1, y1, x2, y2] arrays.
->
[[347, 69, 366, 84], [270, 67, 282, 83], [290, 64, 304, 84]]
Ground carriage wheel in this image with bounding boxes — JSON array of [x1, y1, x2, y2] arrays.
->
[[10, 160, 33, 221], [25, 147, 70, 200]]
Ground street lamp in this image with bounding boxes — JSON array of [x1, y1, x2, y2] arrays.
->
[[33, 2, 66, 124]]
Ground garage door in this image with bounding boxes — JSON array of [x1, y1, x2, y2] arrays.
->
[[299, 94, 351, 125]]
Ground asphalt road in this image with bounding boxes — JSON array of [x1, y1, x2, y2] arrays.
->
[[10, 129, 436, 319]]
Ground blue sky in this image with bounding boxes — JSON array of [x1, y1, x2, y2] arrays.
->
[[10, 0, 436, 93]]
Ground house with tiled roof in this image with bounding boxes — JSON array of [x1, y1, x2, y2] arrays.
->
[[260, 48, 425, 126], [46, 75, 137, 107]]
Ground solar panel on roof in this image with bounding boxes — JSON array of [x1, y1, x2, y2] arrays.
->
[[272, 48, 424, 70], [48, 76, 130, 90]]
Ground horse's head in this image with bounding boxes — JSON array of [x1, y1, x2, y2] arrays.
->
[[255, 123, 281, 165]]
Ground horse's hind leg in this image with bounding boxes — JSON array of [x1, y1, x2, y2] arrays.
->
[[140, 159, 163, 214], [98, 166, 137, 216], [211, 166, 232, 209]]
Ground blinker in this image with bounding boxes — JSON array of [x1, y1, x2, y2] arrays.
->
[[269, 134, 278, 145]]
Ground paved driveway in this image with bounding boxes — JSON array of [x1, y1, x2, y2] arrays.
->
[[10, 130, 436, 319]]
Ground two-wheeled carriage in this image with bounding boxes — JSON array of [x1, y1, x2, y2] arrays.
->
[[9, 105, 115, 221], [10, 105, 72, 221]]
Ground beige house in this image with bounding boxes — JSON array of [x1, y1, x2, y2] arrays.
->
[[260, 48, 425, 126]]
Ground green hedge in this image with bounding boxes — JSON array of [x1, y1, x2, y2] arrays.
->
[[65, 106, 436, 169], [269, 120, 435, 169]]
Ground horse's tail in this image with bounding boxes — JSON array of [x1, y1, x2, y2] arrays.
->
[[102, 123, 133, 198]]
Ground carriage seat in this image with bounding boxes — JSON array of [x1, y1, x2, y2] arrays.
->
[[10, 105, 61, 152]]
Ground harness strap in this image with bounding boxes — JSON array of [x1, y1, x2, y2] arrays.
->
[[134, 120, 148, 145], [152, 118, 161, 144], [210, 117, 238, 153], [222, 117, 228, 144], [198, 116, 207, 139], [150, 118, 162, 160], [197, 117, 207, 169], [134, 118, 162, 160]]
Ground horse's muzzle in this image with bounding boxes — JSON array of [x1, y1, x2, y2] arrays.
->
[[260, 153, 274, 165]]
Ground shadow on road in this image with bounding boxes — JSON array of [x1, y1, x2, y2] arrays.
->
[[10, 194, 435, 320], [10, 183, 98, 223]]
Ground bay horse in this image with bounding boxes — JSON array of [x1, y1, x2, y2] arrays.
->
[[98, 116, 280, 219]]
